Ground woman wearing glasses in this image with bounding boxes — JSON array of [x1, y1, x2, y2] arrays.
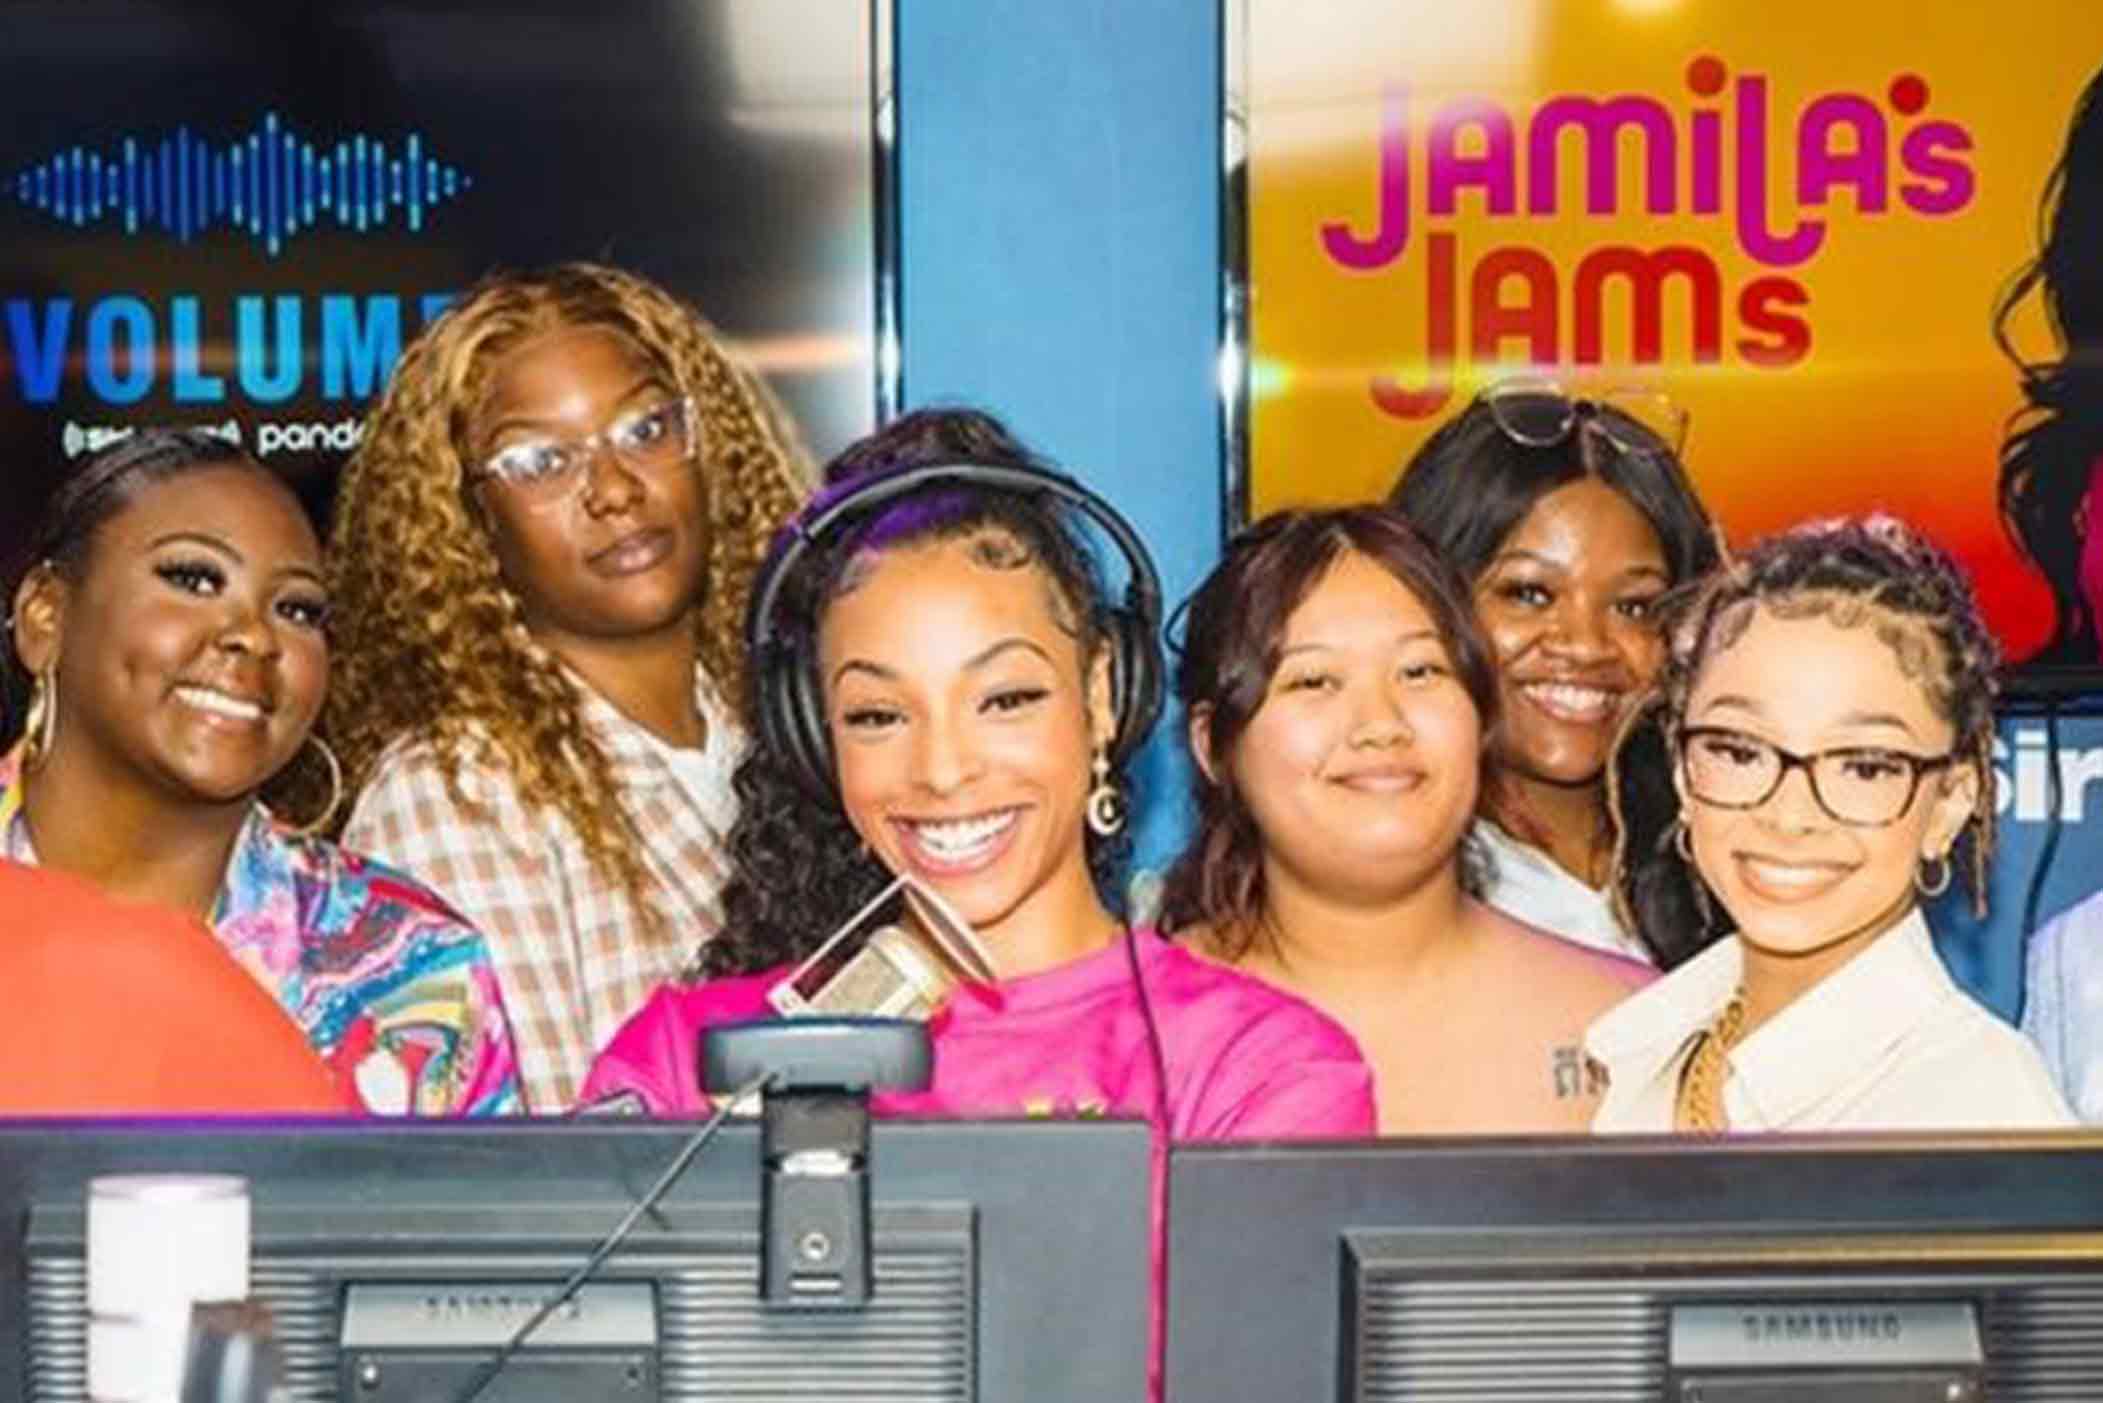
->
[[324, 262, 808, 1112], [1587, 516, 2071, 1131], [1390, 383, 1720, 967]]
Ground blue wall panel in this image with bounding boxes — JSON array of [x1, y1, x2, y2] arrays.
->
[[897, 0, 1220, 876]]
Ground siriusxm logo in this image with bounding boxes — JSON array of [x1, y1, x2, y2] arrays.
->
[[1995, 726, 2103, 823], [8, 111, 471, 257]]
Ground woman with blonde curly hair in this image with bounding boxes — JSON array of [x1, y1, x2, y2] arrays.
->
[[327, 262, 809, 1112]]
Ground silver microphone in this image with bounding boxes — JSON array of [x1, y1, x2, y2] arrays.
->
[[768, 876, 999, 1021]]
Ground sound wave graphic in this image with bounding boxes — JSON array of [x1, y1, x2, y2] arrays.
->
[[9, 112, 473, 257]]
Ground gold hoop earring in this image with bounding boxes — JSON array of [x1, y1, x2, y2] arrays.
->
[[282, 736, 344, 839], [1914, 852, 1952, 899], [20, 667, 57, 772], [1672, 817, 1695, 864], [1085, 747, 1125, 838]]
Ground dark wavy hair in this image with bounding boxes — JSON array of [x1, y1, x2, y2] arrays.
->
[[1387, 390, 1721, 593], [1389, 386, 1723, 890], [1159, 506, 1498, 960], [1612, 515, 2000, 964], [695, 407, 1141, 978], [4, 428, 271, 737], [1995, 62, 2103, 665]]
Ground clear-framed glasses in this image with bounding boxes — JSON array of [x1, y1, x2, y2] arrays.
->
[[1678, 725, 1958, 828], [1481, 376, 1690, 464], [467, 395, 695, 506]]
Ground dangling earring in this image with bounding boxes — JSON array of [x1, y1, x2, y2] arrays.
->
[[1086, 746, 1125, 838], [281, 736, 344, 840], [21, 666, 57, 772], [1914, 851, 1952, 898], [1668, 816, 1716, 931], [1671, 817, 1695, 863]]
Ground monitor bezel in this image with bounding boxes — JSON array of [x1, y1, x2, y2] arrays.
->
[[1166, 1132, 2103, 1402], [0, 1116, 1151, 1403]]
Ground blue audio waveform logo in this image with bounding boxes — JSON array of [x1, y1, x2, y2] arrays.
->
[[8, 112, 473, 257]]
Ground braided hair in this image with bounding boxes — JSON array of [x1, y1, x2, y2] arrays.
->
[[1612, 515, 2000, 963]]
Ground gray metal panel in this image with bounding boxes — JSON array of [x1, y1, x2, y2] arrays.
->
[[1349, 1270, 2103, 1403], [0, 1119, 1148, 1403], [28, 1210, 974, 1403], [1165, 1133, 2103, 1403]]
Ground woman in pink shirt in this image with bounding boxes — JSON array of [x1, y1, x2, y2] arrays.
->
[[583, 409, 1371, 1138]]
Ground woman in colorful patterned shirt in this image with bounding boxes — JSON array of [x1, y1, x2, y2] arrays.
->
[[3, 428, 519, 1116], [324, 263, 809, 1112]]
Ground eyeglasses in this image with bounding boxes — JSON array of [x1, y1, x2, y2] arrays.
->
[[1481, 377, 1690, 463], [1678, 726, 1957, 828], [468, 396, 695, 505]]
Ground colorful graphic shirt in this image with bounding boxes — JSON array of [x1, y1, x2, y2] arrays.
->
[[0, 749, 521, 1116]]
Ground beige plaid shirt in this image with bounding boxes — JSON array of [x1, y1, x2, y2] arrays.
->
[[342, 670, 739, 1113]]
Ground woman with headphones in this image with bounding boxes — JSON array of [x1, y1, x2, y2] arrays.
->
[[583, 408, 1368, 1398], [581, 408, 1371, 1138]]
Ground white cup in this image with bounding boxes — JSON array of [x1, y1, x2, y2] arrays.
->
[[87, 1175, 251, 1403]]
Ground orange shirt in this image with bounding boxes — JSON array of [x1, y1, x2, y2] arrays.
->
[[0, 860, 352, 1115]]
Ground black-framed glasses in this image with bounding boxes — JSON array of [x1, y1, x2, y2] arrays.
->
[[1678, 726, 1957, 828], [467, 395, 695, 507], [1481, 376, 1690, 463]]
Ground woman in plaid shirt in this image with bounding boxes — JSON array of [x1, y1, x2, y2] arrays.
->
[[324, 263, 810, 1112]]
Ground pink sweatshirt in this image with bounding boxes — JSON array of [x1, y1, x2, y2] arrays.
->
[[583, 928, 1374, 1398], [581, 928, 1372, 1137]]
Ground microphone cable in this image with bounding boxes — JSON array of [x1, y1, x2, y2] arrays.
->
[[449, 1070, 770, 1403], [1121, 924, 1173, 1134], [1121, 912, 1176, 1393]]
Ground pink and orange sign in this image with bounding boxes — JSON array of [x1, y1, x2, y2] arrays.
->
[[1246, 2, 2103, 667]]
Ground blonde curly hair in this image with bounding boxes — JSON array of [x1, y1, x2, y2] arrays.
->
[[313, 261, 810, 902]]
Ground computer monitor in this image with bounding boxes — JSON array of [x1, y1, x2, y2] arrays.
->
[[0, 1117, 1149, 1403], [1167, 1134, 2103, 1402]]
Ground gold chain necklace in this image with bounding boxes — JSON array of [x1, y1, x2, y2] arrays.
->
[[1674, 989, 1748, 1133]]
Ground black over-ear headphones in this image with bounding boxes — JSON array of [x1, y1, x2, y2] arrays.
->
[[746, 460, 1166, 802]]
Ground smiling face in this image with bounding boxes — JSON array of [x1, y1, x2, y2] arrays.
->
[[1679, 604, 1978, 965], [1474, 477, 1668, 790], [818, 532, 1112, 952], [1219, 551, 1482, 907], [469, 323, 710, 653], [19, 464, 328, 808]]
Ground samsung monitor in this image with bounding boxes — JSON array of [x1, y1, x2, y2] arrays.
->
[[1168, 1133, 2103, 1402], [0, 1117, 1148, 1403]]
